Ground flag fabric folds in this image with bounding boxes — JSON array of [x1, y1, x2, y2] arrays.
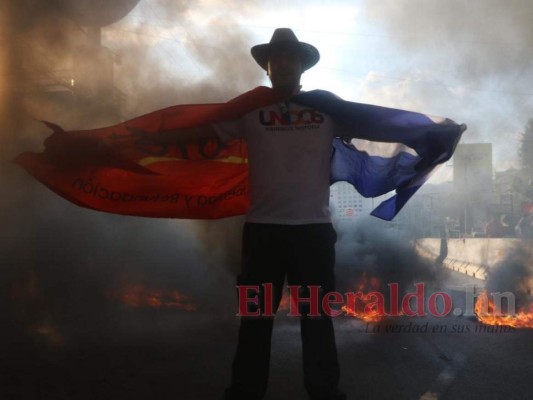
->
[[13, 86, 465, 221], [293, 90, 465, 219]]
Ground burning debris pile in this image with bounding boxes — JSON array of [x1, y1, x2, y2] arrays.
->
[[341, 272, 388, 322], [110, 281, 197, 311], [475, 291, 533, 328], [333, 218, 441, 322], [475, 244, 533, 328]]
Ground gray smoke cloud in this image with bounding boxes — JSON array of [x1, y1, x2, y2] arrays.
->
[[334, 217, 442, 305], [363, 0, 533, 84], [484, 243, 533, 312], [106, 1, 264, 116], [0, 0, 260, 350], [360, 0, 533, 169]]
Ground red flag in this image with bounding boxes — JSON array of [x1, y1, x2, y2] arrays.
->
[[14, 87, 285, 219]]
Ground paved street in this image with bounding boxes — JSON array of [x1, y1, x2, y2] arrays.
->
[[2, 269, 532, 400]]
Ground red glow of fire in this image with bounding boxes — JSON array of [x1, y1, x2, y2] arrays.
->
[[341, 272, 386, 322], [278, 291, 291, 311], [112, 284, 197, 311], [475, 290, 533, 328]]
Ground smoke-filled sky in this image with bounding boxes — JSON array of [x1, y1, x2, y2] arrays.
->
[[3, 0, 532, 178], [98, 0, 533, 183]]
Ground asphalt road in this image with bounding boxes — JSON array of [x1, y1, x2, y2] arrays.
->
[[2, 269, 532, 400]]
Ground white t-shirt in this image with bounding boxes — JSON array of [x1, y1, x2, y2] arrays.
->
[[214, 100, 341, 225]]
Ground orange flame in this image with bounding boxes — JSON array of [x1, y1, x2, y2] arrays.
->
[[32, 322, 64, 347], [341, 272, 386, 322], [112, 283, 197, 311], [475, 290, 533, 328], [278, 291, 291, 311]]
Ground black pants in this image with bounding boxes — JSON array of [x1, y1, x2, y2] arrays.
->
[[226, 222, 341, 399]]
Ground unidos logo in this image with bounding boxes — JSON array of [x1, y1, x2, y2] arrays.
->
[[259, 109, 325, 126]]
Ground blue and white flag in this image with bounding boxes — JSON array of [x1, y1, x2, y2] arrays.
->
[[294, 90, 466, 220]]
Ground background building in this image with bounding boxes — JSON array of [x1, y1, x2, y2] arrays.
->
[[329, 181, 374, 220], [453, 143, 493, 235]]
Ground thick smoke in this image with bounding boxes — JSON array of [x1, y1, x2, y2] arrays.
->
[[364, 0, 533, 84], [484, 243, 533, 312], [105, 1, 264, 116], [0, 0, 261, 351], [360, 0, 533, 168], [334, 217, 442, 303]]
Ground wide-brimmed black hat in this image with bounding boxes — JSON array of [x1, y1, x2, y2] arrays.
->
[[251, 28, 320, 71]]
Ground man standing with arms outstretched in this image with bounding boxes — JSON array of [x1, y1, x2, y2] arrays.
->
[[154, 27, 348, 400], [216, 28, 347, 400]]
